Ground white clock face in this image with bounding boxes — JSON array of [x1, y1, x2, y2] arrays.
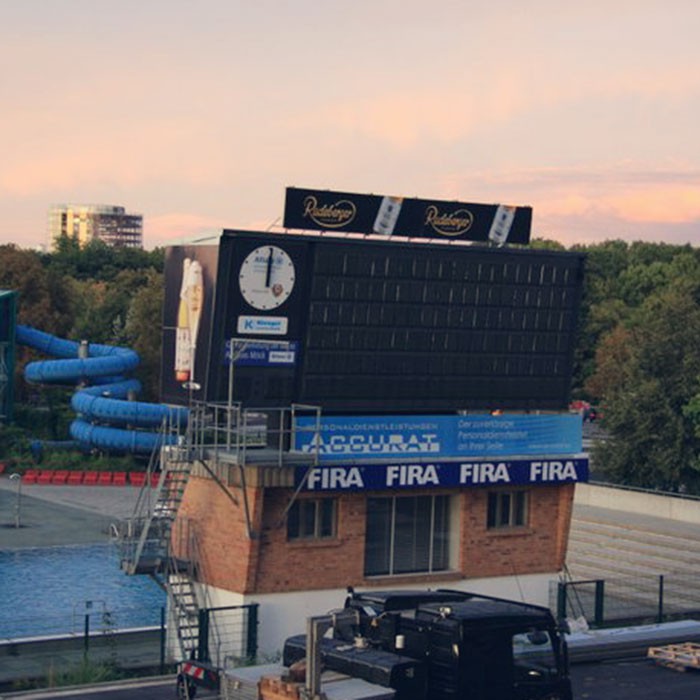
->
[[239, 245, 296, 310]]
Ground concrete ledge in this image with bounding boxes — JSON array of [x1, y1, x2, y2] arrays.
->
[[0, 628, 164, 686], [575, 483, 700, 525]]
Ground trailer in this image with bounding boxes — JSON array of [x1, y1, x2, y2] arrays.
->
[[178, 588, 572, 700]]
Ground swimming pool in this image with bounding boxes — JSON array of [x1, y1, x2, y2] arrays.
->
[[0, 543, 166, 640]]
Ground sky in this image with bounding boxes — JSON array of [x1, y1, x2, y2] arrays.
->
[[1, 0, 699, 251]]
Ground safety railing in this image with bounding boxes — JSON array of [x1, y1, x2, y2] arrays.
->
[[552, 572, 700, 628], [186, 401, 322, 468]]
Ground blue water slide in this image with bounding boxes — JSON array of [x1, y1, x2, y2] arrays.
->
[[16, 325, 188, 454]]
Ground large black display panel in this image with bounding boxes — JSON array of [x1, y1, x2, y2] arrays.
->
[[209, 231, 584, 412], [300, 240, 583, 411]]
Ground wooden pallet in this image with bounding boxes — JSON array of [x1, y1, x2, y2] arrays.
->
[[648, 642, 700, 672]]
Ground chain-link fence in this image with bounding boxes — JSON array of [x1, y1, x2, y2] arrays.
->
[[0, 602, 166, 642], [195, 604, 259, 668], [0, 603, 259, 689], [551, 573, 700, 628]]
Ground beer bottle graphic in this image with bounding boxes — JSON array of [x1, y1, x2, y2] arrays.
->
[[488, 204, 516, 246], [373, 195, 403, 236], [174, 259, 204, 384]]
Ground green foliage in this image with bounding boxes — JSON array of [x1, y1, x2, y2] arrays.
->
[[582, 243, 700, 492], [0, 423, 29, 460], [46, 659, 124, 688], [125, 269, 164, 400], [5, 234, 700, 496], [2, 240, 165, 457], [0, 245, 72, 335], [45, 235, 164, 281]]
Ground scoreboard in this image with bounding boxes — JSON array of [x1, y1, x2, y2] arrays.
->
[[193, 231, 585, 412]]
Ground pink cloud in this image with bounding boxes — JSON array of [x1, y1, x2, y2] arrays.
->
[[145, 213, 227, 249]]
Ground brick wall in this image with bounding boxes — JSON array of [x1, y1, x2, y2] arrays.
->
[[461, 484, 575, 578], [178, 475, 263, 593], [179, 475, 576, 595]]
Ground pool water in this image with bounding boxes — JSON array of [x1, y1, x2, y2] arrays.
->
[[0, 543, 166, 640]]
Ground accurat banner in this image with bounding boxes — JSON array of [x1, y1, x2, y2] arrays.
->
[[293, 413, 582, 462], [283, 187, 532, 244]]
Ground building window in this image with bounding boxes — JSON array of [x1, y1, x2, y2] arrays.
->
[[364, 495, 450, 576], [287, 498, 336, 540], [487, 490, 528, 529]]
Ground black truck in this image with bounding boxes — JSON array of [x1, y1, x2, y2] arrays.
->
[[283, 588, 572, 700], [181, 588, 572, 700]]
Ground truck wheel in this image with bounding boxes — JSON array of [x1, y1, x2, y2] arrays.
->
[[176, 673, 197, 699]]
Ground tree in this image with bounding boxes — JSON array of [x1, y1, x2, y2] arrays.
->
[[0, 245, 72, 333], [587, 272, 700, 491], [125, 269, 164, 400]]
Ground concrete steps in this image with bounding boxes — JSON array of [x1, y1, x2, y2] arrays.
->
[[563, 505, 700, 623], [567, 510, 700, 580]]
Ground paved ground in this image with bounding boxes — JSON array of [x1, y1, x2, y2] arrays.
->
[[0, 479, 141, 549]]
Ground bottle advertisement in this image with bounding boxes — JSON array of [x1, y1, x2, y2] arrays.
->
[[161, 244, 218, 405]]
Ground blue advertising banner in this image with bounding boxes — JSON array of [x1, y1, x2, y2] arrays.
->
[[224, 339, 299, 366], [294, 457, 589, 492], [293, 414, 582, 462]]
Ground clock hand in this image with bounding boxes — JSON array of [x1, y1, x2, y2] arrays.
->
[[265, 247, 274, 287]]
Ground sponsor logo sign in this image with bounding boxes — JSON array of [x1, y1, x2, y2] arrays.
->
[[236, 315, 288, 335], [302, 194, 357, 229], [293, 414, 582, 462], [225, 340, 298, 366], [295, 457, 589, 492], [424, 205, 474, 236]]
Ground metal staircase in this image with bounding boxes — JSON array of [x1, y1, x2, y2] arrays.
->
[[118, 438, 204, 661], [119, 442, 194, 577], [117, 401, 323, 662], [167, 518, 203, 660]]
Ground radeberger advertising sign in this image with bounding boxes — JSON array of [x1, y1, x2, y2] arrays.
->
[[283, 186, 532, 245]]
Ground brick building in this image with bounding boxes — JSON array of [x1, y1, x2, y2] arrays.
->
[[142, 224, 588, 657], [171, 413, 586, 655]]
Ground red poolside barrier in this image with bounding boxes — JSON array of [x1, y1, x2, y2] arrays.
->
[[97, 472, 113, 485], [22, 469, 39, 484], [51, 470, 69, 484], [83, 471, 99, 485], [129, 472, 146, 487], [37, 470, 53, 485], [112, 471, 127, 486], [67, 471, 84, 485]]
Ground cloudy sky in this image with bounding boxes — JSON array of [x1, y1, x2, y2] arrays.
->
[[2, 0, 699, 250]]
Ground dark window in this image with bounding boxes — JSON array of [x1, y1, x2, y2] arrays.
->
[[287, 499, 336, 540], [364, 495, 450, 576], [487, 491, 528, 529]]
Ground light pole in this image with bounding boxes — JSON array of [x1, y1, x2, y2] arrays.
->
[[9, 472, 21, 528]]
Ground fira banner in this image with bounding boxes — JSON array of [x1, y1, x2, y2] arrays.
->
[[295, 457, 589, 492]]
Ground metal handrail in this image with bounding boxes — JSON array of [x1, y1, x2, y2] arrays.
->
[[181, 401, 323, 469]]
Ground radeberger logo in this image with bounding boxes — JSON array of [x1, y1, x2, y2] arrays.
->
[[303, 195, 356, 229], [424, 205, 474, 236]]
